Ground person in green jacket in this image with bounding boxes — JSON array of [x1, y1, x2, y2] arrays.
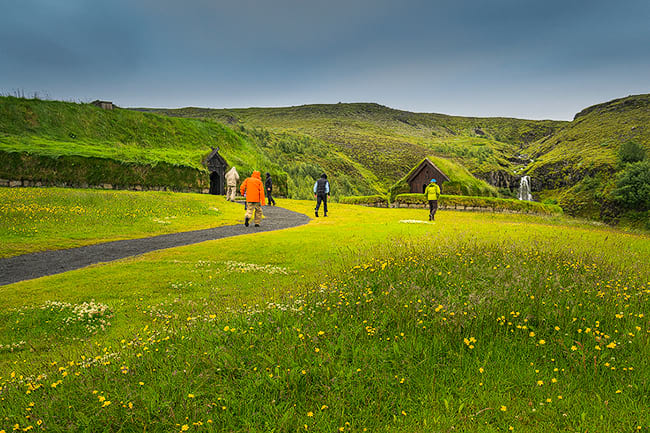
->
[[424, 178, 441, 221]]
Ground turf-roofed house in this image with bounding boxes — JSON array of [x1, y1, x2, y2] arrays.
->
[[406, 158, 450, 193]]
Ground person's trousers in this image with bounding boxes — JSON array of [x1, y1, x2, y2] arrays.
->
[[315, 194, 328, 214], [245, 202, 263, 224], [428, 200, 438, 221], [267, 190, 276, 205], [226, 185, 237, 201]]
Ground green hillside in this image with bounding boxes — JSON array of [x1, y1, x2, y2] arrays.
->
[[139, 103, 567, 190], [527, 94, 650, 189], [525, 94, 650, 225], [0, 97, 241, 168]]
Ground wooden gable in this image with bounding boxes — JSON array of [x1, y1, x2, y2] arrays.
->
[[406, 158, 450, 194], [206, 148, 227, 172]]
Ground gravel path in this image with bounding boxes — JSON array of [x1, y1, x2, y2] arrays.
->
[[0, 205, 310, 286]]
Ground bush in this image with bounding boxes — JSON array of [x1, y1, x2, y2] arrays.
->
[[498, 187, 517, 199], [612, 160, 650, 211], [339, 195, 389, 206], [617, 141, 646, 165]]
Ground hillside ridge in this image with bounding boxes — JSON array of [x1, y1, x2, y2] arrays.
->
[[573, 93, 650, 120]]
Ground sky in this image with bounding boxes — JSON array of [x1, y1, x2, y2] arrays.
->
[[1, 0, 649, 120]]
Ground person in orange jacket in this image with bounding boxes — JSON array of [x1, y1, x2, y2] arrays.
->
[[240, 170, 266, 227]]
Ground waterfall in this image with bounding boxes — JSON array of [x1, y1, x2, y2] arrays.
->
[[518, 176, 533, 201]]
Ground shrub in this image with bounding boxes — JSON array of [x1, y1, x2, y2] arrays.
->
[[498, 187, 517, 199], [617, 141, 646, 165], [339, 195, 389, 206], [612, 160, 650, 211]]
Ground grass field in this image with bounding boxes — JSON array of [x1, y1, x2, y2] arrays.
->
[[0, 189, 648, 432], [0, 188, 242, 257]]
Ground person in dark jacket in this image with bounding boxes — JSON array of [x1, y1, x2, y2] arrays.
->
[[265, 172, 276, 206], [313, 173, 330, 217]]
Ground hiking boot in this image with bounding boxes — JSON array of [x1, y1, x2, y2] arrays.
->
[[245, 217, 250, 227], [324, 213, 328, 217], [315, 210, 318, 217], [254, 224, 260, 227]]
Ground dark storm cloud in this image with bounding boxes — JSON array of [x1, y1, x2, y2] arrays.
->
[[1, 0, 649, 118]]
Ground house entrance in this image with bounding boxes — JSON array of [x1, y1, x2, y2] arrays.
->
[[209, 171, 221, 195]]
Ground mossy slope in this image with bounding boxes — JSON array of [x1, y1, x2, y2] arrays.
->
[[527, 94, 650, 190]]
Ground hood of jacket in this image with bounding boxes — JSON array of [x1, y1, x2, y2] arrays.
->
[[225, 167, 239, 179], [252, 170, 261, 180]]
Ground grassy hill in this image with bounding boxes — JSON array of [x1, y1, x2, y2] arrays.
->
[[525, 94, 650, 225], [527, 94, 650, 189], [139, 103, 567, 191]]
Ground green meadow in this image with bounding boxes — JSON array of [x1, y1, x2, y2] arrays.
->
[[0, 188, 241, 257], [0, 189, 648, 432]]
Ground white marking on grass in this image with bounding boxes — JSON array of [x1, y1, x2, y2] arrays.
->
[[399, 219, 434, 224]]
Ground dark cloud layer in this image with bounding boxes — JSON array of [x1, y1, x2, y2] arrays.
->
[[1, 0, 649, 119]]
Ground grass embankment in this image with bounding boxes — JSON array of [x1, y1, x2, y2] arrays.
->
[[0, 97, 242, 169], [5, 95, 649, 219], [0, 196, 648, 431], [0, 188, 242, 257], [0, 97, 290, 194]]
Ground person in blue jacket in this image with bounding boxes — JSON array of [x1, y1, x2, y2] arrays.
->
[[313, 173, 330, 217]]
